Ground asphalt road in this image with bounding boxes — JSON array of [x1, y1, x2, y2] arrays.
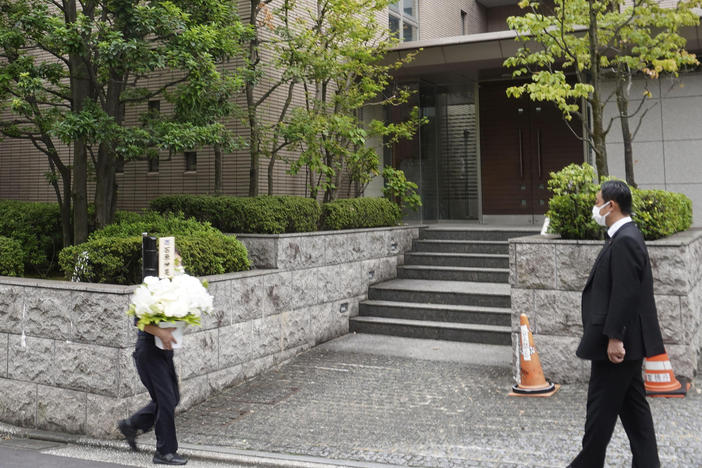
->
[[0, 445, 132, 468]]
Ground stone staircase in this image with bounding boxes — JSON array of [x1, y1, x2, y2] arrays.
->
[[350, 226, 539, 345]]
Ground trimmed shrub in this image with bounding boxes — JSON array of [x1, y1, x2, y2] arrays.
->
[[90, 210, 218, 239], [633, 189, 693, 240], [59, 236, 144, 284], [177, 231, 250, 276], [150, 195, 321, 234], [0, 236, 24, 277], [547, 192, 601, 240], [0, 199, 62, 275], [320, 197, 401, 230], [59, 212, 251, 284], [59, 231, 251, 285], [546, 163, 693, 240]]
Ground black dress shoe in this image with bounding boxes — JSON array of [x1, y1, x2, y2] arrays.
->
[[153, 452, 188, 465], [117, 419, 138, 451]]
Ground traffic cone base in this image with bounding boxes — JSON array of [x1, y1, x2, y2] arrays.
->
[[509, 383, 560, 397], [646, 377, 691, 398], [643, 352, 688, 398], [508, 313, 559, 398]]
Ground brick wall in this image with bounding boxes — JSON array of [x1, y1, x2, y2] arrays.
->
[[418, 0, 486, 39], [0, 0, 362, 211]]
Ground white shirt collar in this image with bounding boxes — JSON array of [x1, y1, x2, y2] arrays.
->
[[608, 216, 632, 238]]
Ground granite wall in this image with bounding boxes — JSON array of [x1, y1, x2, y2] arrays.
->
[[509, 229, 702, 384], [0, 225, 419, 437]]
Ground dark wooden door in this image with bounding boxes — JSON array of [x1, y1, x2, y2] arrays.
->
[[480, 81, 582, 217]]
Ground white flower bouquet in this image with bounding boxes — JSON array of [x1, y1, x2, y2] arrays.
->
[[127, 274, 213, 332]]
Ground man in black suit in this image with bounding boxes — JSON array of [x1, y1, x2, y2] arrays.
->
[[568, 180, 665, 468]]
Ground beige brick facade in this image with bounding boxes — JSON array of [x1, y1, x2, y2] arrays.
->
[[0, 1, 491, 210], [2, 0, 695, 217]]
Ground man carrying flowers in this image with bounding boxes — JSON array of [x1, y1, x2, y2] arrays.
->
[[119, 252, 212, 465]]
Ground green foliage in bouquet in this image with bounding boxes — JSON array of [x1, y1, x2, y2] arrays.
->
[[319, 197, 401, 230], [0, 235, 24, 277]]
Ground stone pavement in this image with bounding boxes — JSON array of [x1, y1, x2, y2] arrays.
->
[[2, 333, 701, 467], [154, 334, 702, 467]]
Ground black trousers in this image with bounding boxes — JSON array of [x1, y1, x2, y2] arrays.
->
[[129, 333, 180, 455], [570, 359, 659, 468]]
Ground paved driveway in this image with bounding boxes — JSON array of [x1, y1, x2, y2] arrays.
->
[[164, 334, 702, 468]]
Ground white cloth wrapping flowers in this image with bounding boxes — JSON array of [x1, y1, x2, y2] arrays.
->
[[128, 274, 213, 329]]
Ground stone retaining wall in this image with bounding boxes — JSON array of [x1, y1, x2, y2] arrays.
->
[[0, 226, 419, 437], [509, 229, 702, 384]]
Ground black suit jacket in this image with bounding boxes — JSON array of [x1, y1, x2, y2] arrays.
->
[[576, 221, 665, 361]]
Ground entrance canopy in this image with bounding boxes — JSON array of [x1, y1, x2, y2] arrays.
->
[[386, 24, 702, 82], [386, 30, 524, 83], [383, 26, 702, 225]]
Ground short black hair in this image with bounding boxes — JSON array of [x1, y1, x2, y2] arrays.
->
[[601, 180, 632, 215]]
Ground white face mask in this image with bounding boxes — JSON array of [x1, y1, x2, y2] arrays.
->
[[592, 201, 611, 227]]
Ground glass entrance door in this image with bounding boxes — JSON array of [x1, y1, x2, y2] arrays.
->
[[419, 83, 479, 221]]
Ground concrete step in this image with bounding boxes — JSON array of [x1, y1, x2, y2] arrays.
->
[[404, 252, 509, 269], [412, 239, 509, 255], [397, 265, 509, 283], [359, 300, 511, 326], [349, 316, 511, 345], [367, 279, 511, 308], [421, 227, 539, 241]]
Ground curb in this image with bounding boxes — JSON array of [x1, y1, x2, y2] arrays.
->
[[0, 422, 403, 468]]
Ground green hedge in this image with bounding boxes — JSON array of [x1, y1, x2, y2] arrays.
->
[[150, 195, 321, 234], [0, 236, 24, 277], [547, 192, 601, 240], [90, 210, 220, 239], [633, 189, 693, 240], [0, 199, 62, 275], [320, 198, 401, 230], [546, 164, 693, 240], [151, 194, 403, 232], [59, 212, 251, 284]]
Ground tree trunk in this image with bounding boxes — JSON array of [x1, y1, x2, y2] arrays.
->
[[95, 143, 117, 229], [60, 172, 72, 247], [588, 2, 608, 180], [616, 75, 637, 188], [267, 153, 275, 195], [214, 143, 223, 195], [248, 125, 260, 196], [246, 1, 260, 197], [95, 72, 124, 229], [41, 134, 73, 247], [56, 158, 73, 248], [67, 0, 90, 244]]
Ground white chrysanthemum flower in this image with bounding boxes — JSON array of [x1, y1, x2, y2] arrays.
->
[[128, 272, 213, 325]]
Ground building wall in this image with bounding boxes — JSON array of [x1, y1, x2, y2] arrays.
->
[[485, 4, 522, 32], [0, 0, 372, 211], [0, 225, 420, 437], [603, 71, 702, 226], [418, 1, 486, 38]]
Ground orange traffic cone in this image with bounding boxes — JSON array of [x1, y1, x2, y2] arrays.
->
[[509, 314, 559, 397], [644, 352, 690, 398]]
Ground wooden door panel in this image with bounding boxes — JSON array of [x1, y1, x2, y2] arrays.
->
[[530, 104, 583, 214], [480, 81, 583, 216], [480, 83, 533, 215]]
